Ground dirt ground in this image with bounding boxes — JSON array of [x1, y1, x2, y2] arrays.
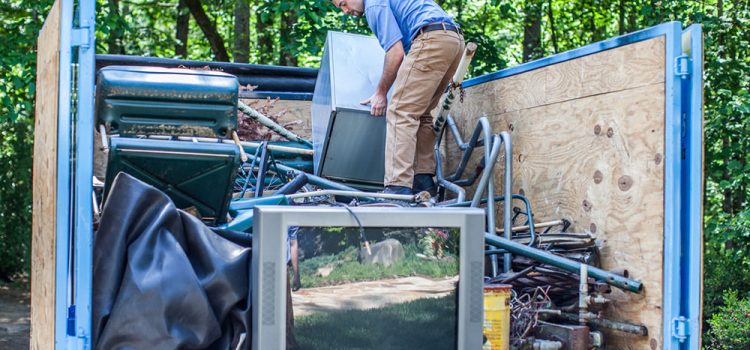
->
[[0, 279, 30, 349]]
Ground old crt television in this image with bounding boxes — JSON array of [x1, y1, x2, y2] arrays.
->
[[251, 206, 485, 350]]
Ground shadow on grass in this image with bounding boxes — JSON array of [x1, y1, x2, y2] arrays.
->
[[294, 295, 456, 350]]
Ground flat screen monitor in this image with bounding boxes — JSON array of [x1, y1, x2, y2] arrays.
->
[[252, 206, 485, 350]]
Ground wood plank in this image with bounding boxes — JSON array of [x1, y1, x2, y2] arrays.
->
[[240, 98, 312, 140], [456, 37, 665, 117], [447, 37, 667, 349], [31, 1, 61, 349]]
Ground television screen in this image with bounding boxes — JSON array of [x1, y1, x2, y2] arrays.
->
[[251, 206, 484, 350], [287, 226, 460, 350]]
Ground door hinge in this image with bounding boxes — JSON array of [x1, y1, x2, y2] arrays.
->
[[672, 316, 690, 343], [674, 55, 690, 79], [71, 20, 92, 49], [66, 305, 76, 336]]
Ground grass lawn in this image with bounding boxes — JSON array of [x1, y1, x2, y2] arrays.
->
[[297, 243, 458, 288], [294, 295, 457, 350]]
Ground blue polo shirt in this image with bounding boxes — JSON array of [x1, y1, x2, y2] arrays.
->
[[364, 0, 457, 53]]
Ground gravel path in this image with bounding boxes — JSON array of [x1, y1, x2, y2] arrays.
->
[[0, 281, 30, 349]]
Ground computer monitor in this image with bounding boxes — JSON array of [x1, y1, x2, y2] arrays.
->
[[251, 206, 485, 350]]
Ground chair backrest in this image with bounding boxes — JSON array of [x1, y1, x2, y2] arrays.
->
[[95, 65, 239, 138], [104, 138, 240, 224]]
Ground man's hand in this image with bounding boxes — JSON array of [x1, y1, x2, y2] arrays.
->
[[361, 41, 403, 117], [360, 92, 388, 116]]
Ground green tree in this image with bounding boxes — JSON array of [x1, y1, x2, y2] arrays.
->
[[0, 0, 54, 279]]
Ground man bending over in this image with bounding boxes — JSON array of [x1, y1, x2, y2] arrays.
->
[[332, 0, 466, 195]]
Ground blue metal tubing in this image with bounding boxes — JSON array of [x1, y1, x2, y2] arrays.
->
[[240, 145, 312, 159], [446, 117, 490, 182], [433, 116, 495, 204], [274, 173, 309, 195], [434, 128, 466, 202], [268, 159, 373, 199], [254, 142, 270, 197], [238, 146, 263, 198], [440, 193, 536, 247], [484, 233, 644, 293], [446, 115, 466, 149], [434, 116, 511, 275], [469, 132, 513, 273]]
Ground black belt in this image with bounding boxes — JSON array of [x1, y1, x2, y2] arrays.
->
[[418, 22, 462, 36]]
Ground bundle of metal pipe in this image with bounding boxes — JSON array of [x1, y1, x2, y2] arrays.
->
[[485, 233, 642, 293]]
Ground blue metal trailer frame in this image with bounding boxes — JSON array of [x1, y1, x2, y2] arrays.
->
[[50, 0, 703, 346]]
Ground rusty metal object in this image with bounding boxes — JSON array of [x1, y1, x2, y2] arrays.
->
[[535, 322, 589, 350]]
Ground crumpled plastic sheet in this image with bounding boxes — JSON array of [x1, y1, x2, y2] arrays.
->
[[93, 172, 253, 349]]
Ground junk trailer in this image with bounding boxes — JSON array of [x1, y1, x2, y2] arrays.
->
[[30, 1, 704, 350]]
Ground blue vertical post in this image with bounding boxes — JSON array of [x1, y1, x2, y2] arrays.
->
[[662, 21, 685, 350], [680, 24, 704, 350], [55, 0, 74, 348], [73, 0, 96, 348]]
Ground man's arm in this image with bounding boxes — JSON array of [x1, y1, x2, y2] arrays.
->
[[361, 40, 404, 116]]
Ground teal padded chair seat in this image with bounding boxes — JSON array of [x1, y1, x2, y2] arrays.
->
[[95, 66, 239, 137], [104, 138, 240, 224]]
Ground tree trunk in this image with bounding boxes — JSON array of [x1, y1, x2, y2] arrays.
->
[[618, 0, 626, 35], [717, 0, 723, 17], [107, 0, 124, 54], [457, 0, 464, 23], [175, 0, 189, 58], [279, 9, 297, 66], [256, 7, 275, 64], [184, 0, 229, 61], [234, 0, 250, 63], [587, 0, 599, 41], [627, 2, 637, 32], [546, 0, 558, 53], [522, 0, 543, 62]]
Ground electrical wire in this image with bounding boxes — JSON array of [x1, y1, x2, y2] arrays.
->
[[330, 202, 371, 255]]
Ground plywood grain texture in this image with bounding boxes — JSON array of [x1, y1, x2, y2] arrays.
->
[[448, 37, 666, 349], [31, 1, 61, 348], [241, 98, 312, 140]]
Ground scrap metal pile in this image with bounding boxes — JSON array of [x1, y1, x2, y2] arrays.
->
[[212, 43, 648, 350], [93, 42, 648, 350], [218, 104, 648, 350]]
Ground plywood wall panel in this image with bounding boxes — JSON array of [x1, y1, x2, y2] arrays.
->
[[447, 37, 667, 349], [31, 1, 61, 349]]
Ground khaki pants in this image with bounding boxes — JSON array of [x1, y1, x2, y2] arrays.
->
[[385, 29, 465, 187]]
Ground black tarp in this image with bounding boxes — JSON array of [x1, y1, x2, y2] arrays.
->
[[93, 173, 253, 349]]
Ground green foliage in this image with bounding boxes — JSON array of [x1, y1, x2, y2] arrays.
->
[[704, 290, 750, 350], [0, 0, 53, 279]]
